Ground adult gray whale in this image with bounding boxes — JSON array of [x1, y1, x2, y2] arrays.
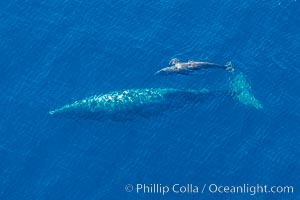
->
[[155, 58, 234, 75], [50, 88, 217, 121], [49, 73, 262, 121]]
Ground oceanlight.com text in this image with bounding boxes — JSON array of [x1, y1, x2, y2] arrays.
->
[[208, 184, 294, 195]]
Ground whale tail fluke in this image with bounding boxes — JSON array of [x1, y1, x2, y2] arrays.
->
[[230, 73, 263, 109], [225, 61, 234, 73]]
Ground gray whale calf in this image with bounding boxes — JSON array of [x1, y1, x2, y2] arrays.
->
[[155, 58, 234, 75], [49, 73, 262, 121]]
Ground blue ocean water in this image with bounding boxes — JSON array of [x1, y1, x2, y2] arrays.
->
[[0, 0, 299, 199]]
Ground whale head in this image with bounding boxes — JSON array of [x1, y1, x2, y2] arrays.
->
[[155, 66, 179, 75]]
